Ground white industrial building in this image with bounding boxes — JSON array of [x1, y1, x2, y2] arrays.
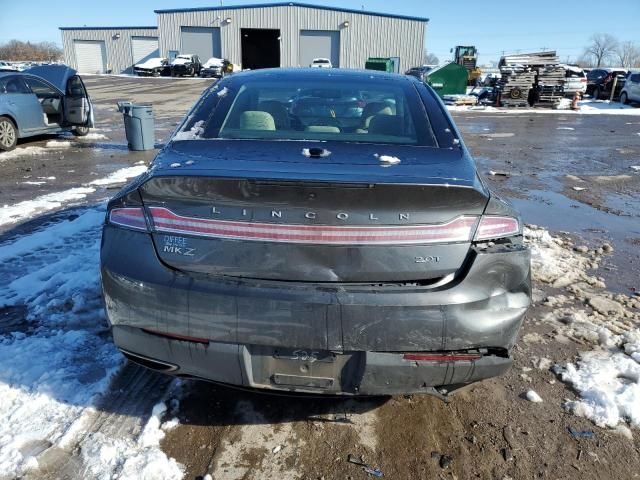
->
[[60, 2, 427, 74]]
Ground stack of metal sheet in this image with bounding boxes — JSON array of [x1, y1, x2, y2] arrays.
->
[[537, 65, 566, 105], [498, 68, 535, 107]]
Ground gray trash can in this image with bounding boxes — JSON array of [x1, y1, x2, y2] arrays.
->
[[117, 101, 155, 151]]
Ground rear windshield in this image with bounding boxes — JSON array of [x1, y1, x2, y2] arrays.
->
[[175, 77, 438, 146]]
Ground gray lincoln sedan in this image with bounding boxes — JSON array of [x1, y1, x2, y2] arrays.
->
[[100, 68, 530, 398]]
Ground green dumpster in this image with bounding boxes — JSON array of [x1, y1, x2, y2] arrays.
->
[[365, 57, 396, 73], [426, 61, 468, 97]]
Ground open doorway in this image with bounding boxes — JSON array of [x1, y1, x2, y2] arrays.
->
[[241, 28, 280, 70]]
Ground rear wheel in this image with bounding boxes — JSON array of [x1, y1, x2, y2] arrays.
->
[[0, 116, 17, 151], [592, 87, 600, 100], [73, 126, 90, 137], [620, 92, 629, 104]]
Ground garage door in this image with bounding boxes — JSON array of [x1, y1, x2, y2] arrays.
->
[[180, 27, 221, 60], [299, 30, 340, 68], [131, 36, 159, 65], [74, 40, 107, 74]]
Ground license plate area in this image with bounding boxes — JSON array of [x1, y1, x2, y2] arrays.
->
[[247, 346, 362, 392]]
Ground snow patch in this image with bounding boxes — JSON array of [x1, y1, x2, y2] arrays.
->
[[526, 226, 640, 430], [216, 87, 229, 97], [559, 332, 640, 428], [0, 146, 51, 160], [79, 133, 109, 141], [45, 140, 72, 148], [374, 153, 401, 166], [447, 100, 640, 116], [0, 208, 184, 478], [173, 120, 205, 141], [0, 187, 95, 226], [89, 165, 147, 186], [525, 390, 543, 402], [0, 208, 121, 477], [1, 166, 146, 226], [480, 132, 515, 138]]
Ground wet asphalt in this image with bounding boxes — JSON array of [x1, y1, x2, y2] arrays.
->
[[0, 75, 638, 293], [454, 112, 640, 294]]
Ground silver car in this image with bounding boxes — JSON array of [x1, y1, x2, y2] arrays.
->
[[620, 72, 640, 105], [0, 65, 94, 151]]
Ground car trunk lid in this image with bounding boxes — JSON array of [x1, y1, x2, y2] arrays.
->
[[140, 140, 488, 283]]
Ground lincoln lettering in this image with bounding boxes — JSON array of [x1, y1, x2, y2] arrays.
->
[[210, 206, 411, 222]]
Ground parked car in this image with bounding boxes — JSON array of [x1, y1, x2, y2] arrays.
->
[[620, 71, 640, 104], [405, 65, 433, 82], [587, 68, 627, 99], [101, 68, 531, 397], [134, 57, 170, 77], [469, 86, 497, 105], [200, 57, 229, 78], [0, 61, 18, 72], [561, 65, 587, 95], [0, 65, 93, 151], [310, 58, 332, 68], [170, 54, 202, 77]]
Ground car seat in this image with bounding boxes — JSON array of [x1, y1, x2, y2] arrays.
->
[[368, 114, 403, 137], [357, 102, 394, 133], [239, 111, 276, 131], [257, 101, 290, 129]]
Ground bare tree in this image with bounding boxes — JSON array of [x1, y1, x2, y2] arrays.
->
[[576, 54, 594, 68], [423, 49, 439, 65], [616, 41, 640, 68], [0, 40, 63, 62], [584, 33, 618, 67]]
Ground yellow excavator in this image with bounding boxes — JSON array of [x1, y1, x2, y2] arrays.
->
[[453, 46, 482, 86]]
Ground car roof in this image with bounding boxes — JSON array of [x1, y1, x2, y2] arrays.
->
[[227, 68, 417, 83]]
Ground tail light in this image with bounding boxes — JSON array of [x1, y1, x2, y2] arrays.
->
[[474, 215, 519, 241], [147, 207, 479, 245], [108, 207, 149, 232]]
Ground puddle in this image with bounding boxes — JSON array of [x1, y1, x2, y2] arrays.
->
[[512, 190, 640, 294], [602, 192, 640, 218]]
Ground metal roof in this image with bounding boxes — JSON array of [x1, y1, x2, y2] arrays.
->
[[59, 26, 157, 31], [153, 2, 428, 22]]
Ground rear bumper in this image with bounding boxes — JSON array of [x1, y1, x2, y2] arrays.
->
[[113, 325, 512, 396], [201, 67, 223, 77], [101, 225, 530, 395]]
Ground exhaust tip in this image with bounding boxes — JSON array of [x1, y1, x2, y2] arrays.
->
[[120, 349, 179, 373]]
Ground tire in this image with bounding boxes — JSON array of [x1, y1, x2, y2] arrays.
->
[[171, 71, 176, 77], [152, 70, 160, 77], [592, 87, 600, 100], [0, 116, 18, 152], [73, 126, 90, 137], [620, 92, 629, 104]]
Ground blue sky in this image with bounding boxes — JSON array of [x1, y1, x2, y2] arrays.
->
[[2, 0, 639, 64]]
